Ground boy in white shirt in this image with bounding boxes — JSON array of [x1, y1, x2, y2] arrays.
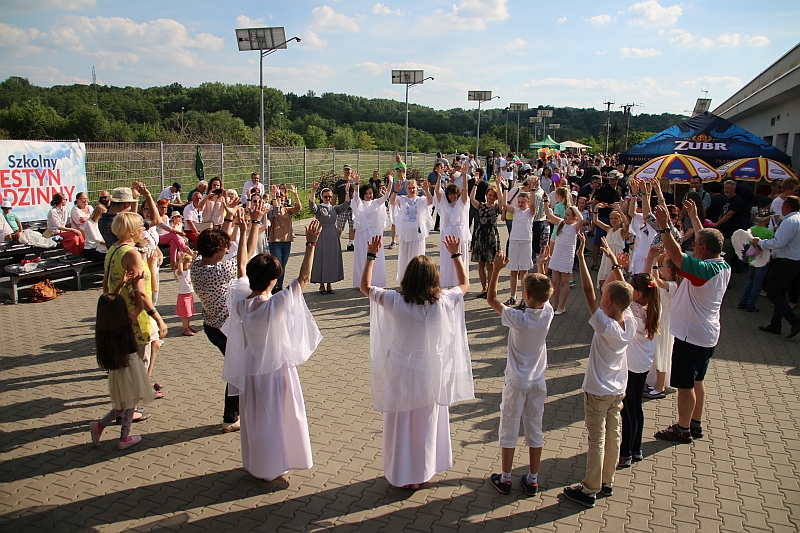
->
[[564, 234, 636, 508], [486, 251, 554, 496]]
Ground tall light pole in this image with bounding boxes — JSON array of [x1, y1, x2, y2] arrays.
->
[[279, 112, 284, 129], [509, 103, 528, 154], [236, 26, 300, 186], [392, 70, 434, 161], [468, 91, 499, 156], [180, 106, 184, 133], [504, 107, 509, 154], [537, 109, 553, 142]]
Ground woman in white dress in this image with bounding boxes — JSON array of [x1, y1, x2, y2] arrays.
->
[[434, 182, 470, 288], [71, 192, 93, 232], [360, 234, 474, 490], [352, 173, 392, 288], [222, 219, 323, 481], [389, 178, 434, 281]]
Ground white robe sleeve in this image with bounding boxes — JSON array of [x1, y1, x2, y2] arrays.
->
[[222, 278, 322, 396]]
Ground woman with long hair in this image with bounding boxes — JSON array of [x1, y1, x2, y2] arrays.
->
[[360, 235, 473, 490], [470, 184, 501, 297], [352, 174, 392, 288], [434, 181, 470, 288]]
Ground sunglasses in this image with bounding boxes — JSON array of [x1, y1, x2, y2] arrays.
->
[[99, 196, 108, 199], [322, 195, 333, 199]]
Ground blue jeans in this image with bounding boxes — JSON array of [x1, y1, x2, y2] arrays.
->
[[739, 264, 770, 309], [268, 241, 292, 290]]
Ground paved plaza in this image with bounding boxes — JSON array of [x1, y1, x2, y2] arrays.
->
[[1, 220, 799, 533]]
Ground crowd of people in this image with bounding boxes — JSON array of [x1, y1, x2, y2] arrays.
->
[[6, 149, 797, 504]]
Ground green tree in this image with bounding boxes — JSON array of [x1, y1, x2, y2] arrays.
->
[[303, 125, 328, 148], [0, 101, 64, 139], [67, 105, 111, 141], [329, 126, 357, 149], [264, 128, 304, 147], [356, 130, 377, 150]]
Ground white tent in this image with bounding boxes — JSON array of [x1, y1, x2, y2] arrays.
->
[[560, 140, 591, 150]]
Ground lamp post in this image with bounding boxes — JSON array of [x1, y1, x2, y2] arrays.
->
[[392, 70, 434, 161], [236, 26, 300, 186], [504, 107, 509, 154], [279, 112, 283, 129], [509, 103, 528, 154], [180, 106, 184, 133], [468, 91, 499, 156], [537, 109, 553, 142]]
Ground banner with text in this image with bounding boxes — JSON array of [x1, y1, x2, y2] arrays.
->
[[0, 140, 87, 222]]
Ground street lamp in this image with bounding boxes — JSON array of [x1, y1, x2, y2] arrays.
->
[[509, 103, 528, 154], [236, 26, 300, 186], [180, 106, 184, 133], [392, 70, 434, 162], [468, 91, 499, 157], [504, 107, 509, 154], [279, 112, 283, 129], [537, 109, 553, 142]]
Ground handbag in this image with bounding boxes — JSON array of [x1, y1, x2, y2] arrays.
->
[[28, 280, 62, 302]]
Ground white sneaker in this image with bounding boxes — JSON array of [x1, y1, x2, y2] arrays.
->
[[222, 420, 240, 433]]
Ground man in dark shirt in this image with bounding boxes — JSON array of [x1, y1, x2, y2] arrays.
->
[[485, 150, 496, 179], [429, 162, 445, 231], [584, 158, 601, 186], [467, 168, 489, 233], [591, 173, 622, 269], [334, 165, 356, 250], [99, 186, 139, 247], [578, 176, 601, 199], [716, 180, 746, 272], [706, 181, 726, 222]]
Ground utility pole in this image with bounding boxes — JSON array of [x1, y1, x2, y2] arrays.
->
[[620, 103, 641, 150], [92, 67, 98, 107], [603, 100, 614, 154]]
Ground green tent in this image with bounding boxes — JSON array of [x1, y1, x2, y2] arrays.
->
[[529, 135, 563, 150]]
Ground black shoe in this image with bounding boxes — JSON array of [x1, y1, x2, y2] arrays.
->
[[690, 426, 704, 439], [745, 307, 759, 312], [601, 483, 613, 496], [489, 474, 512, 495], [787, 323, 800, 339], [346, 244, 354, 252], [563, 485, 595, 507], [759, 325, 782, 335], [632, 452, 643, 462], [520, 475, 539, 496], [737, 302, 747, 309]]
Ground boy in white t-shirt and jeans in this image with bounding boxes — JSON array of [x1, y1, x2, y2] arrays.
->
[[564, 234, 636, 508], [486, 251, 555, 496]]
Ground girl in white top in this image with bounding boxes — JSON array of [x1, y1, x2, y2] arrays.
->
[[351, 174, 392, 288], [434, 181, 470, 288], [174, 251, 197, 337], [71, 192, 92, 232], [497, 176, 534, 307], [645, 247, 682, 399], [594, 204, 630, 290], [84, 205, 108, 253], [389, 178, 434, 281], [544, 204, 583, 315]]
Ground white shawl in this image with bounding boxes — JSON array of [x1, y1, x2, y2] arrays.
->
[[732, 228, 771, 268], [393, 195, 434, 242], [352, 189, 390, 234]]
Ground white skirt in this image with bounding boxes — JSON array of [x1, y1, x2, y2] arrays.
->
[[383, 403, 453, 487], [240, 364, 313, 480], [439, 240, 469, 288], [397, 239, 426, 281], [353, 228, 387, 288], [507, 240, 533, 272]]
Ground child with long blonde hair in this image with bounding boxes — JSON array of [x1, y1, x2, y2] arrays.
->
[[644, 248, 683, 399], [175, 251, 198, 336], [594, 204, 630, 289], [544, 202, 583, 315]]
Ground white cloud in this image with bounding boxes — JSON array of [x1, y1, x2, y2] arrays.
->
[[504, 38, 527, 53], [596, 50, 608, 55], [372, 3, 406, 16], [747, 35, 770, 47], [619, 47, 661, 58], [557, 17, 567, 23], [0, 65, 88, 85], [235, 15, 271, 27], [297, 29, 327, 50], [588, 14, 613, 25], [311, 5, 359, 33], [669, 31, 712, 48], [425, 0, 510, 31], [717, 33, 741, 47], [352, 61, 386, 75], [628, 0, 681, 26], [0, 22, 46, 56], [0, 0, 97, 11]]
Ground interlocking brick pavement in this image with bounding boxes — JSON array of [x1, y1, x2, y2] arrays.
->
[[1, 220, 799, 532]]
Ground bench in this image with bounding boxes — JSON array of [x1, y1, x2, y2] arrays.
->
[[1, 255, 94, 304]]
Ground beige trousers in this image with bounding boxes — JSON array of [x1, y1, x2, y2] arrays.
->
[[581, 392, 624, 494]]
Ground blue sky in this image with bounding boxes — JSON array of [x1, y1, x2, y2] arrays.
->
[[1, 0, 798, 116]]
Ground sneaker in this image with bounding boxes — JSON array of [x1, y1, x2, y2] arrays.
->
[[222, 419, 241, 433], [601, 483, 613, 496], [504, 296, 517, 306], [569, 280, 576, 288], [690, 425, 704, 440], [745, 306, 759, 313], [346, 244, 354, 252], [489, 474, 512, 495], [521, 475, 539, 496], [617, 456, 632, 469], [643, 389, 666, 399], [737, 302, 747, 309], [632, 452, 643, 462], [386, 242, 396, 250], [117, 435, 142, 450], [563, 485, 595, 507], [655, 424, 693, 443], [516, 300, 527, 311], [90, 421, 104, 447]]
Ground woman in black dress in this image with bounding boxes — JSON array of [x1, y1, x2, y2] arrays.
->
[[470, 184, 501, 298]]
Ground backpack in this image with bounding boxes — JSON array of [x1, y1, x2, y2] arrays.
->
[[28, 280, 62, 302]]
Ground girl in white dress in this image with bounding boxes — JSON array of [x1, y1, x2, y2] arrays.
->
[[389, 179, 434, 281], [594, 205, 630, 290], [497, 176, 534, 307], [352, 174, 392, 288], [645, 248, 682, 399], [434, 182, 470, 288], [544, 204, 583, 315], [360, 234, 474, 490], [222, 220, 323, 481]]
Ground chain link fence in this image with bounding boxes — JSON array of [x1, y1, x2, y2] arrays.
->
[[84, 143, 444, 198]]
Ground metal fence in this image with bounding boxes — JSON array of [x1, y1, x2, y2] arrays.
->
[[84, 143, 443, 198]]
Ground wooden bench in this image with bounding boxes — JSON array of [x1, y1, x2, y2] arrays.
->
[[1, 256, 93, 304]]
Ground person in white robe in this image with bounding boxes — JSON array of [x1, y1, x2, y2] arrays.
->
[[389, 178, 434, 281], [434, 181, 470, 288], [352, 173, 392, 288], [222, 220, 323, 481], [360, 233, 474, 489]]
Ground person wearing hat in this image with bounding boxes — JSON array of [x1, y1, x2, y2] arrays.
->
[[0, 201, 16, 242], [334, 165, 357, 251], [1, 200, 22, 233], [98, 184, 141, 250], [159, 181, 185, 215], [737, 209, 774, 312]]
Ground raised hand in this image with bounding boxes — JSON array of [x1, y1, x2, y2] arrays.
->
[[576, 232, 586, 255], [311, 181, 320, 191], [420, 179, 429, 190], [599, 236, 616, 259], [683, 198, 697, 218], [653, 204, 669, 230], [393, 180, 402, 193], [647, 245, 662, 261], [225, 193, 241, 211], [629, 178, 639, 195], [443, 235, 461, 255], [493, 250, 509, 269], [305, 219, 322, 243], [289, 184, 297, 194], [616, 252, 631, 270], [249, 197, 268, 221], [367, 235, 382, 254]]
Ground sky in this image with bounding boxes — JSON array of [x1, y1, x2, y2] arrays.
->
[[1, 0, 799, 116]]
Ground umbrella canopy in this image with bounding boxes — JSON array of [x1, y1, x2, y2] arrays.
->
[[619, 112, 792, 167], [561, 140, 591, 149], [194, 144, 204, 180], [529, 135, 562, 149], [716, 157, 798, 182], [631, 154, 721, 182]]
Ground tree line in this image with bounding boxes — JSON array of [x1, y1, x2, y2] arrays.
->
[[0, 76, 683, 155]]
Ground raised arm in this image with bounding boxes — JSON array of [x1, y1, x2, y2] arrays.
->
[[444, 235, 469, 295], [576, 233, 599, 315], [469, 183, 481, 209], [653, 178, 668, 209], [486, 251, 509, 315], [593, 209, 612, 232], [654, 204, 684, 269], [359, 235, 382, 297], [461, 177, 469, 205], [544, 201, 562, 225], [599, 236, 626, 284], [245, 198, 267, 260], [296, 220, 321, 290], [640, 179, 653, 218], [389, 179, 402, 207], [421, 179, 433, 206], [220, 193, 241, 235]]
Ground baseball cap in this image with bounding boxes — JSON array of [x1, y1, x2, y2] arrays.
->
[[343, 164, 352, 170], [172, 181, 182, 191]]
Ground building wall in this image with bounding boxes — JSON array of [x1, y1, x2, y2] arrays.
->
[[723, 95, 800, 171]]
